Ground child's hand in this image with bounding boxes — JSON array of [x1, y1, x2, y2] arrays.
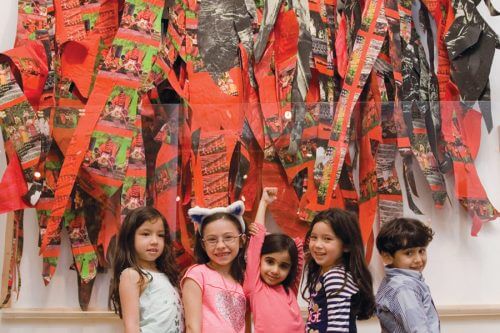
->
[[248, 223, 259, 236], [261, 187, 278, 205], [255, 187, 277, 227]]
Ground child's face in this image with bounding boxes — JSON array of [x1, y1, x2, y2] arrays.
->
[[202, 218, 244, 270], [259, 250, 291, 286], [134, 218, 165, 269], [309, 221, 345, 273], [383, 246, 428, 272]]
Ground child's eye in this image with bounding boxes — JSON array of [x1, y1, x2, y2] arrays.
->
[[204, 237, 218, 244], [280, 263, 290, 270], [265, 258, 275, 264], [310, 235, 318, 241]]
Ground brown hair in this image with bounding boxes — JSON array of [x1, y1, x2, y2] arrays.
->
[[193, 212, 247, 283], [376, 217, 434, 255], [110, 207, 179, 318], [301, 208, 375, 320], [261, 234, 299, 293]]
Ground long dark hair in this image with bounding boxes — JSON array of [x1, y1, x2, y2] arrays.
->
[[110, 206, 179, 318], [301, 208, 375, 320], [193, 212, 247, 283], [261, 234, 299, 293]]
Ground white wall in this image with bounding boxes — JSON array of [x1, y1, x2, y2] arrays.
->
[[0, 0, 499, 332]]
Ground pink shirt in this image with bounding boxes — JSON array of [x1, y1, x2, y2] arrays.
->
[[182, 264, 246, 333], [243, 224, 305, 333]]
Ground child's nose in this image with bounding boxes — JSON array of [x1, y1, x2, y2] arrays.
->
[[215, 238, 226, 248], [314, 240, 324, 248]]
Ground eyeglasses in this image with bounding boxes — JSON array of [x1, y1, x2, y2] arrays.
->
[[202, 234, 243, 246]]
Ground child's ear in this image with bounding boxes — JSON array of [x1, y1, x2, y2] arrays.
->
[[239, 234, 247, 247], [380, 252, 394, 266]]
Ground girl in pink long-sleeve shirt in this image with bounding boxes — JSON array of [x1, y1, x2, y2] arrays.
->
[[243, 188, 305, 333]]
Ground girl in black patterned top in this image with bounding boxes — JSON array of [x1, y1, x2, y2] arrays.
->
[[302, 209, 375, 332]]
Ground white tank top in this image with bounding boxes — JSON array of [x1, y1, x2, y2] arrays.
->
[[139, 270, 184, 333]]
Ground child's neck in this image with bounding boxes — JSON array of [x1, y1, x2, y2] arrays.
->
[[207, 261, 232, 279], [138, 259, 158, 272]]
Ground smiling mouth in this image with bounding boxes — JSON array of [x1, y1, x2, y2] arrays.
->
[[147, 249, 159, 253]]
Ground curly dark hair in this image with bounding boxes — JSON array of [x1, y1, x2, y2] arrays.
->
[[376, 217, 434, 255], [301, 208, 375, 320], [110, 206, 179, 318], [193, 212, 247, 283]]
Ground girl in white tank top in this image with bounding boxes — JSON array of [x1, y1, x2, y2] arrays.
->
[[110, 207, 184, 333]]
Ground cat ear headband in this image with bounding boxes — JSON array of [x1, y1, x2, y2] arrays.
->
[[187, 200, 246, 234]]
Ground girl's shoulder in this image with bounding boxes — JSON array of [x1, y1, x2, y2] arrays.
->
[[323, 264, 347, 277], [322, 265, 356, 284], [119, 268, 147, 293], [121, 267, 141, 281], [323, 265, 359, 293], [184, 264, 231, 281], [184, 263, 208, 276], [182, 264, 209, 287]]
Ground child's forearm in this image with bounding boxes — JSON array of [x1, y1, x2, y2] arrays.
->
[[292, 238, 304, 294], [254, 187, 277, 226], [254, 198, 268, 226]]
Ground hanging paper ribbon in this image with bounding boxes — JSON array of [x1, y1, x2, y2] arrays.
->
[[40, 0, 165, 257], [306, 0, 388, 215]]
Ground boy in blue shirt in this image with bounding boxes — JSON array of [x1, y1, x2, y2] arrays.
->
[[375, 218, 440, 333]]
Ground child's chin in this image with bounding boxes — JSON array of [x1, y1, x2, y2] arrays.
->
[[211, 256, 234, 266], [263, 277, 282, 286]]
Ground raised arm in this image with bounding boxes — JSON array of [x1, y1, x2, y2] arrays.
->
[[254, 187, 277, 227], [244, 187, 278, 293], [291, 237, 304, 295], [119, 268, 141, 333]]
